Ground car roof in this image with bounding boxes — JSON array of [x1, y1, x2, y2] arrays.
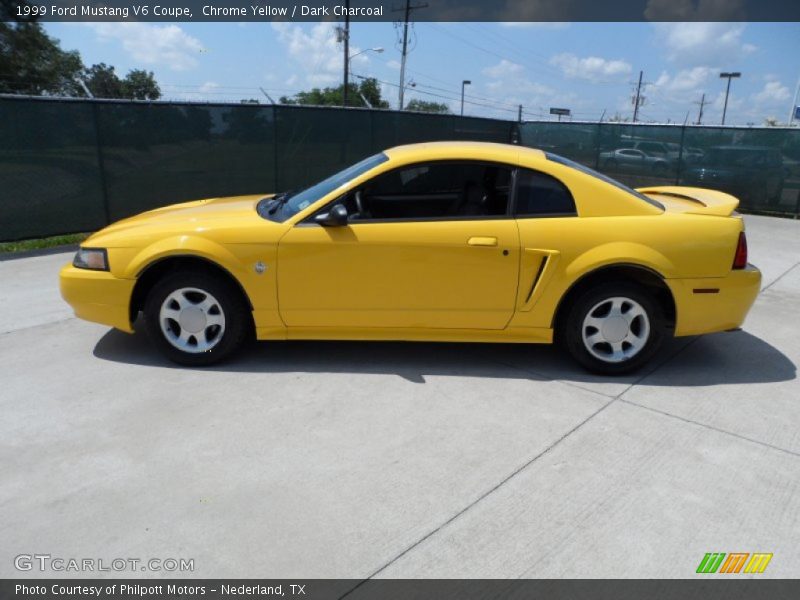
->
[[384, 141, 546, 163]]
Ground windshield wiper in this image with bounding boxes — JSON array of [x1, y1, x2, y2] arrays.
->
[[267, 190, 294, 215]]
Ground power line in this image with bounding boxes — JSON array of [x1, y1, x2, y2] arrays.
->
[[353, 72, 521, 116]]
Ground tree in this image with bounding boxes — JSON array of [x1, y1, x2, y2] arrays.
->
[[280, 77, 389, 109], [83, 63, 124, 98], [122, 69, 160, 100], [405, 99, 451, 114], [0, 10, 161, 100], [607, 112, 630, 123], [82, 64, 160, 100], [0, 22, 84, 96]]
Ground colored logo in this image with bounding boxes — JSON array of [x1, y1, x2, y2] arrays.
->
[[696, 552, 772, 574]]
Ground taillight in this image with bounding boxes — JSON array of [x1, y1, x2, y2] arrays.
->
[[733, 231, 748, 269]]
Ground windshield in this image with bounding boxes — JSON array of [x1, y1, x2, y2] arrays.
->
[[259, 153, 389, 222], [545, 152, 664, 210]]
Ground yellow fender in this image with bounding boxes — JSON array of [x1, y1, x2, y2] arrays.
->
[[565, 242, 676, 281], [123, 235, 247, 281]]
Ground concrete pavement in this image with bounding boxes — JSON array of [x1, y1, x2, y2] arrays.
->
[[0, 215, 798, 579]]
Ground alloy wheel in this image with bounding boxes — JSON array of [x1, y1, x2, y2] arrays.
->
[[159, 287, 226, 354], [581, 296, 650, 363]]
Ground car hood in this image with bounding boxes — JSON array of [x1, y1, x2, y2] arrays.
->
[[86, 194, 276, 247]]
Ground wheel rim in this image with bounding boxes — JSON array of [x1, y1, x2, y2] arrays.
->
[[159, 287, 226, 354], [581, 296, 650, 364]]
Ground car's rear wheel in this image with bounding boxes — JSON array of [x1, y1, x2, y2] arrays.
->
[[561, 282, 665, 375], [143, 269, 250, 366]]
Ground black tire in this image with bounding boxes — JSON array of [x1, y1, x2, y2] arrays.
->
[[560, 282, 666, 375], [143, 268, 251, 366]]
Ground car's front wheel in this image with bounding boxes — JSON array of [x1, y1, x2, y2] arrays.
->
[[562, 282, 666, 375], [143, 269, 251, 366]]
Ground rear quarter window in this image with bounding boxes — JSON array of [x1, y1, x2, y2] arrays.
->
[[515, 169, 577, 217]]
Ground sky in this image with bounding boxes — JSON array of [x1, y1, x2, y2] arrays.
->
[[44, 21, 800, 126]]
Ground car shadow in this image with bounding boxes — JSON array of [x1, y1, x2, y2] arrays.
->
[[92, 325, 796, 388]]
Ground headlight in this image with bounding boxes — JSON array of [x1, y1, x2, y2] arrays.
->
[[73, 248, 109, 271]]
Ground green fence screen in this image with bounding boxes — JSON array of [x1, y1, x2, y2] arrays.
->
[[519, 121, 800, 217], [1, 97, 799, 241], [0, 97, 517, 241]]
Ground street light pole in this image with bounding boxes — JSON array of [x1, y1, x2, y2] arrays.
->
[[342, 0, 350, 107], [347, 47, 384, 104], [461, 80, 471, 116], [719, 71, 741, 126]]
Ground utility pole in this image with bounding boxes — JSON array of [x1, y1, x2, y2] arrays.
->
[[394, 0, 427, 110], [341, 1, 350, 107], [518, 105, 523, 123], [632, 70, 644, 122], [694, 93, 707, 125], [789, 77, 800, 126], [719, 71, 741, 126]]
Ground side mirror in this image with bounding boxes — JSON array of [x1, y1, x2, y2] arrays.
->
[[314, 204, 348, 227]]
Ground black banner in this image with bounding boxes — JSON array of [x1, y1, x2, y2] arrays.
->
[[3, 0, 800, 23], [3, 580, 800, 600]]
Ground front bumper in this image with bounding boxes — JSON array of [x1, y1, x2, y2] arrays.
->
[[668, 265, 762, 337], [59, 264, 136, 333]]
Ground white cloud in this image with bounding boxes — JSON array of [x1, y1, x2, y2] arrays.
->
[[549, 53, 632, 82], [482, 59, 524, 79], [84, 23, 204, 71], [652, 23, 756, 66], [271, 22, 341, 86], [386, 60, 402, 71], [753, 80, 791, 104], [198, 81, 219, 94], [654, 66, 713, 93], [271, 22, 375, 87]]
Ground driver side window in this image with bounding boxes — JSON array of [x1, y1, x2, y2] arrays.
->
[[344, 161, 512, 221]]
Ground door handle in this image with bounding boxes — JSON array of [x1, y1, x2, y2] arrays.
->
[[467, 236, 498, 247]]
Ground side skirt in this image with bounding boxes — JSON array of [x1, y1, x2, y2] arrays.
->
[[256, 326, 553, 344]]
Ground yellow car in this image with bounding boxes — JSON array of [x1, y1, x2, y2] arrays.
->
[[60, 142, 761, 374]]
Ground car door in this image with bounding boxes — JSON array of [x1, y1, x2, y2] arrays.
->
[[277, 161, 521, 330], [619, 149, 646, 171]]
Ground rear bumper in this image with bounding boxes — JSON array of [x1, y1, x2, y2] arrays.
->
[[668, 265, 761, 337], [59, 264, 135, 333]]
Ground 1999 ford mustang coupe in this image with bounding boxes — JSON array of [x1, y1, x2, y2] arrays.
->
[[60, 142, 761, 374]]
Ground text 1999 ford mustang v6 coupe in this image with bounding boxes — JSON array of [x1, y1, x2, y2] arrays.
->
[[60, 142, 761, 374]]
